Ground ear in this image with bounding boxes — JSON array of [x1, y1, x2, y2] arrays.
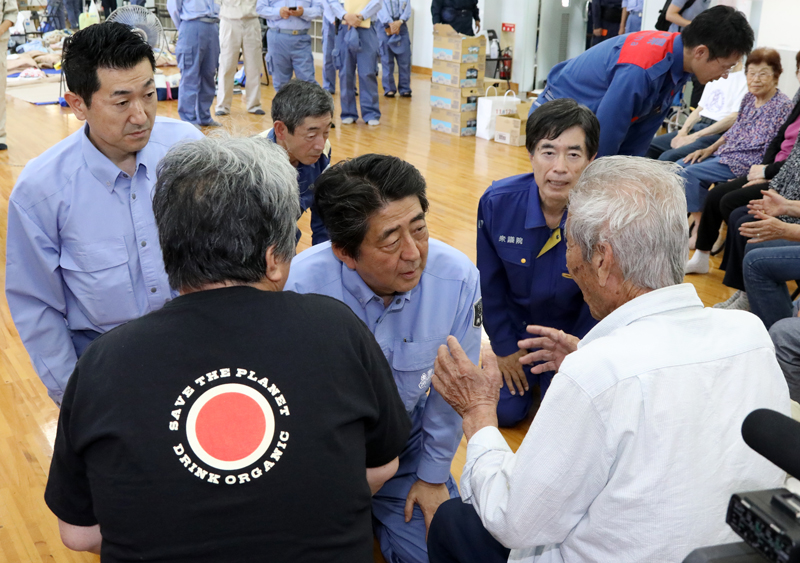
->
[[592, 242, 615, 288], [264, 245, 290, 285], [64, 91, 89, 121], [331, 243, 358, 271], [692, 44, 709, 62], [273, 120, 289, 142]]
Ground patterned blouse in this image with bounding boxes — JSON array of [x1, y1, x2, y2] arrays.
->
[[717, 90, 793, 176]]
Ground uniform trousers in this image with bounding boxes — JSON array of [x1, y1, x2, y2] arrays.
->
[[337, 26, 381, 123], [322, 19, 337, 93], [427, 499, 510, 563], [64, 0, 81, 27], [379, 23, 411, 95], [216, 17, 263, 113], [373, 400, 459, 563], [266, 29, 317, 92], [497, 366, 553, 428], [176, 19, 220, 126], [624, 11, 641, 32]]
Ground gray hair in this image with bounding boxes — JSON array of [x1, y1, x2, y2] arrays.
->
[[153, 136, 300, 291], [271, 80, 335, 134], [567, 156, 689, 290]]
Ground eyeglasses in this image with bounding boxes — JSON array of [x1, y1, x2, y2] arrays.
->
[[746, 70, 775, 80]]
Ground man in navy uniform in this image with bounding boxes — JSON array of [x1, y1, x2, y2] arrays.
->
[[256, 80, 332, 245], [431, 0, 479, 36], [285, 154, 482, 563], [528, 6, 753, 158], [477, 99, 600, 427]]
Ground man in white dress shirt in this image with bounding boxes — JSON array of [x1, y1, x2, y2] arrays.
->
[[427, 156, 791, 563]]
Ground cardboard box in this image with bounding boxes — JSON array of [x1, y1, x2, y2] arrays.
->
[[483, 77, 510, 96], [433, 23, 487, 63], [432, 59, 486, 88], [494, 100, 533, 146], [430, 83, 481, 113], [431, 107, 478, 137]]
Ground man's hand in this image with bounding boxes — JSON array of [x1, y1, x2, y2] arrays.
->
[[683, 146, 714, 165], [592, 27, 603, 36], [749, 189, 788, 218], [748, 164, 767, 183], [670, 132, 694, 149], [496, 349, 528, 396], [390, 19, 402, 34], [739, 211, 790, 243], [404, 480, 451, 536], [518, 325, 579, 374], [343, 12, 362, 27], [474, 20, 480, 33], [279, 6, 292, 18], [292, 5, 304, 16], [433, 336, 500, 439]]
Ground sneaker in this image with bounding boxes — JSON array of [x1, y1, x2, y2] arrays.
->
[[0, 143, 7, 150], [215, 109, 230, 116], [384, 91, 396, 98], [249, 109, 266, 115], [367, 119, 380, 126], [713, 290, 744, 309], [341, 117, 355, 125], [202, 120, 222, 127]]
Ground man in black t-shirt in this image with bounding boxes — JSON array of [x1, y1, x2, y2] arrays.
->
[[44, 136, 411, 563]]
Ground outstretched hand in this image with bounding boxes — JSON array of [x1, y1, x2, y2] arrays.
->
[[517, 325, 579, 374]]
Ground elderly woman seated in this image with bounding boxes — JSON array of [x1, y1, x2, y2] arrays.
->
[[679, 47, 792, 250], [686, 50, 800, 274]]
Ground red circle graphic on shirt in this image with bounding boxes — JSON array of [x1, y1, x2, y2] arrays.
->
[[186, 383, 275, 471], [194, 393, 267, 462]]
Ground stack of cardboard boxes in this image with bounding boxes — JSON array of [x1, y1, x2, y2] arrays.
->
[[430, 24, 486, 137], [494, 98, 533, 147]]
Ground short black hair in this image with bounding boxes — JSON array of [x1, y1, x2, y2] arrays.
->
[[526, 98, 600, 158], [271, 79, 335, 134], [314, 154, 429, 260], [681, 5, 754, 61], [62, 22, 156, 108]]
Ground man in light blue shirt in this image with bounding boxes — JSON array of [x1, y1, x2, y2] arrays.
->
[[620, 0, 642, 33], [257, 0, 322, 91], [667, 0, 711, 32], [285, 154, 482, 563], [5, 23, 203, 406], [378, 0, 411, 97], [167, 0, 220, 126], [321, 0, 341, 93], [325, 0, 382, 125]]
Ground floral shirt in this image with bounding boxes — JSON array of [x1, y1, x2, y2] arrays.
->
[[717, 90, 793, 176]]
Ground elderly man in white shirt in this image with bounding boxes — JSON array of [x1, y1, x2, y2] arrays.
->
[[427, 156, 791, 563]]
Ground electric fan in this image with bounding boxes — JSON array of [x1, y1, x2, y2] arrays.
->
[[106, 5, 169, 63]]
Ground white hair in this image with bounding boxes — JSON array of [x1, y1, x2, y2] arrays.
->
[[567, 156, 689, 290]]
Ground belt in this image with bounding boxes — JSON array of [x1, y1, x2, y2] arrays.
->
[[455, 9, 471, 15], [630, 11, 642, 16], [275, 28, 309, 35], [698, 116, 717, 126], [197, 17, 219, 23]]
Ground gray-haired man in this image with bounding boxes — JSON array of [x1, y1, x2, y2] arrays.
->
[[257, 79, 333, 245], [44, 136, 410, 561], [428, 157, 790, 563]]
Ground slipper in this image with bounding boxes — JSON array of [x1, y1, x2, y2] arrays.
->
[[384, 91, 396, 98]]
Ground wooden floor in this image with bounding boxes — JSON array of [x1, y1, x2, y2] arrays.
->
[[0, 65, 735, 562]]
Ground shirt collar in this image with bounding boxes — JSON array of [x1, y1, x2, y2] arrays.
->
[[579, 283, 704, 349], [524, 177, 567, 230], [340, 260, 418, 310], [81, 123, 153, 193]]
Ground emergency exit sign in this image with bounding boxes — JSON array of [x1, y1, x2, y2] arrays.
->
[[502, 23, 515, 32]]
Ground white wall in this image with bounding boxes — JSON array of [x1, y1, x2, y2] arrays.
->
[[755, 0, 800, 99]]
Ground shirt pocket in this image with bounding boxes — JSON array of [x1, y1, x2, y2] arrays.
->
[[497, 244, 533, 300], [391, 337, 445, 413], [60, 240, 139, 327]]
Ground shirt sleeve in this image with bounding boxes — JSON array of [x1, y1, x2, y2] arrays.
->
[[430, 0, 442, 24], [300, 0, 322, 21], [3, 0, 18, 24], [476, 193, 521, 357], [595, 64, 656, 157], [417, 266, 482, 484], [471, 1, 479, 21], [5, 199, 77, 405], [327, 0, 345, 19], [376, 0, 390, 24], [460, 375, 612, 549], [400, 0, 410, 21], [360, 0, 381, 21], [358, 320, 412, 468], [256, 0, 281, 20], [167, 0, 182, 27], [44, 365, 98, 527]]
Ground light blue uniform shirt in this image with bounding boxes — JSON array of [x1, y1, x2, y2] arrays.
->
[[257, 0, 322, 29], [324, 0, 381, 22], [5, 117, 204, 404], [322, 0, 340, 23], [668, 0, 710, 31], [285, 239, 482, 484], [377, 0, 410, 25], [167, 0, 219, 28], [622, 0, 642, 12]]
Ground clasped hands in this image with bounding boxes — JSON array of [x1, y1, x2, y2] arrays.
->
[[279, 5, 304, 18], [343, 12, 364, 27]]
